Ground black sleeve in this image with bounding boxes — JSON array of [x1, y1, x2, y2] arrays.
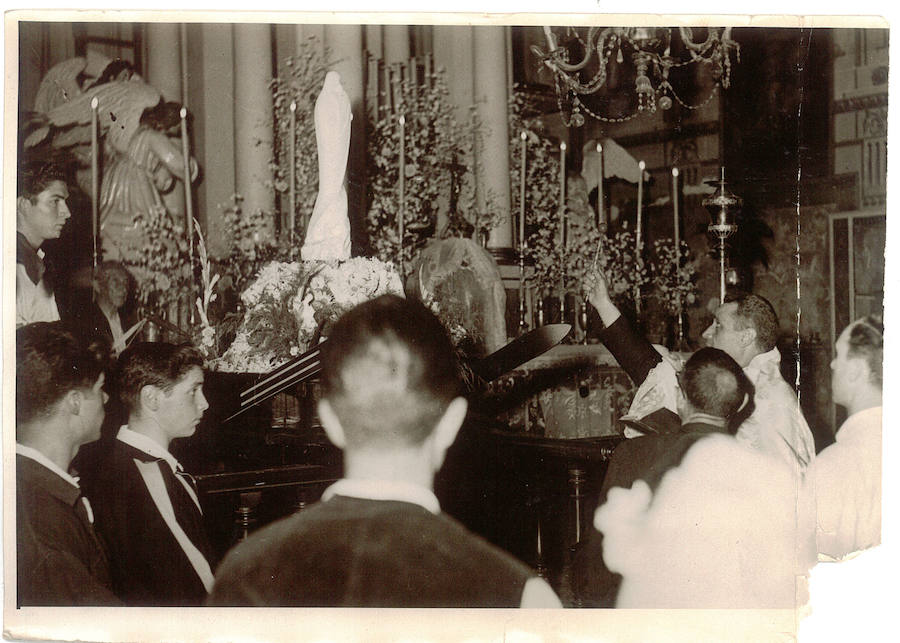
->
[[597, 315, 662, 386]]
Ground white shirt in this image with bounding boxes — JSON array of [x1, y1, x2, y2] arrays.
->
[[117, 425, 201, 511], [813, 406, 882, 560], [322, 477, 562, 608], [16, 258, 60, 327]]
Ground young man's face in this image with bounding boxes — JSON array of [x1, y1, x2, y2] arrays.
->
[[17, 180, 71, 247], [78, 374, 109, 445], [158, 366, 209, 440]]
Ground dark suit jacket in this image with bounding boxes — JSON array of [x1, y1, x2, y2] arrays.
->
[[16, 454, 120, 606], [209, 495, 538, 607], [66, 299, 135, 348], [80, 439, 215, 606]]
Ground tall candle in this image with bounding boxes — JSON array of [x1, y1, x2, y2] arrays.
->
[[90, 96, 99, 269], [398, 114, 406, 252], [635, 160, 645, 316], [289, 101, 297, 248], [596, 141, 604, 228], [179, 107, 194, 268], [519, 131, 527, 252], [672, 166, 680, 273], [559, 141, 567, 245]]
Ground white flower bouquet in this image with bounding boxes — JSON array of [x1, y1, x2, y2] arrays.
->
[[216, 257, 403, 373]]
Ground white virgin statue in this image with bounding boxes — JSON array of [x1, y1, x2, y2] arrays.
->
[[301, 71, 353, 262]]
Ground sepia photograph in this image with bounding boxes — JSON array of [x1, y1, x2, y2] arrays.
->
[[3, 5, 893, 641]]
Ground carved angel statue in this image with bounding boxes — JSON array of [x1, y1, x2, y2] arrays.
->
[[24, 54, 198, 262]]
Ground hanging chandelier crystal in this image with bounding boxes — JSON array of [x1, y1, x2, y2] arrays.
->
[[531, 26, 740, 126]]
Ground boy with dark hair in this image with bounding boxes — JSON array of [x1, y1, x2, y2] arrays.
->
[[15, 322, 119, 605], [80, 342, 214, 605], [209, 295, 561, 607], [573, 347, 756, 606], [16, 159, 71, 327]]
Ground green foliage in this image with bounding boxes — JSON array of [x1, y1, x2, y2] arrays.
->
[[648, 238, 700, 316], [127, 205, 191, 320]]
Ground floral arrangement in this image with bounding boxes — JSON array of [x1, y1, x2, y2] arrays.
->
[[216, 257, 404, 373], [597, 230, 651, 308], [647, 238, 700, 316], [366, 65, 495, 273]]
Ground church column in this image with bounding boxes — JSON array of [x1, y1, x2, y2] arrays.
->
[[145, 22, 186, 219], [233, 24, 275, 232], [323, 25, 365, 254], [383, 25, 410, 64], [473, 26, 512, 255]]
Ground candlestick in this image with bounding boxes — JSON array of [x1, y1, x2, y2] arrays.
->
[[180, 106, 195, 324], [560, 142, 567, 322], [596, 141, 604, 228], [635, 160, 645, 316], [289, 101, 297, 252], [519, 131, 527, 253], [672, 167, 682, 348], [90, 96, 99, 269], [398, 114, 406, 257]]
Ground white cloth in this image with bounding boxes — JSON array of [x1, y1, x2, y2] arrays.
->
[[813, 406, 882, 560], [736, 348, 815, 470], [624, 346, 815, 470], [16, 260, 60, 327], [117, 426, 201, 512], [321, 477, 562, 608], [595, 434, 816, 609], [301, 71, 352, 261]]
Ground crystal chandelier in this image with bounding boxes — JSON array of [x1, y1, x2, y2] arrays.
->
[[532, 26, 740, 126]]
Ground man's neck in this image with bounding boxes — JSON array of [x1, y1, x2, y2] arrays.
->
[[17, 229, 43, 252], [342, 448, 435, 490], [18, 426, 77, 473], [127, 415, 172, 451], [846, 389, 883, 418], [680, 411, 726, 429]]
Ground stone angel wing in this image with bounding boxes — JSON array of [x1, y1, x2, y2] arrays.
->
[[25, 80, 162, 156]]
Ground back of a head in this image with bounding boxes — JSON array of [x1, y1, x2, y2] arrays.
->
[[16, 322, 110, 430], [682, 347, 755, 433], [113, 342, 204, 416], [725, 291, 779, 353], [18, 158, 68, 201], [847, 315, 884, 389], [320, 295, 461, 450]]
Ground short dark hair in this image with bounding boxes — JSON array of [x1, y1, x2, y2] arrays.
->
[[847, 315, 883, 388], [16, 322, 111, 427], [681, 347, 755, 434], [320, 295, 462, 449], [725, 291, 780, 353], [112, 342, 205, 415], [18, 159, 68, 202]]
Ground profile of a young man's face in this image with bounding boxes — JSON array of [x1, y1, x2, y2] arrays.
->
[[157, 366, 209, 439]]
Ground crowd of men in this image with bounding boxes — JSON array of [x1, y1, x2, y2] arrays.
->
[[14, 159, 884, 609]]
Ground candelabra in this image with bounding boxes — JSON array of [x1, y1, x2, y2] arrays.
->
[[703, 167, 741, 304], [532, 26, 739, 126]]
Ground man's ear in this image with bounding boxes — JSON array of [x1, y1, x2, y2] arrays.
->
[[431, 397, 468, 458], [741, 326, 758, 349], [317, 399, 346, 449], [16, 196, 31, 224], [139, 385, 160, 413], [64, 389, 84, 416]]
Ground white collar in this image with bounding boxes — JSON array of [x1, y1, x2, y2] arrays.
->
[[321, 478, 441, 515], [681, 412, 727, 428], [837, 406, 882, 442], [16, 443, 80, 489], [117, 425, 183, 474], [744, 347, 782, 379]]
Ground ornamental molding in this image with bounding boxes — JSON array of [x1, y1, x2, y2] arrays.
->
[[832, 93, 888, 114]]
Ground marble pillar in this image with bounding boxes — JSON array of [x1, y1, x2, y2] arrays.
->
[[365, 24, 383, 58], [233, 23, 275, 232], [324, 24, 366, 254], [473, 26, 512, 253]]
